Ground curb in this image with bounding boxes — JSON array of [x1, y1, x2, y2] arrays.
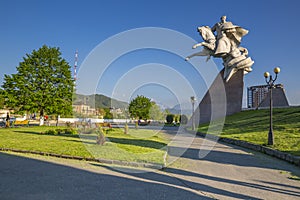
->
[[0, 148, 164, 170], [163, 146, 169, 168], [195, 132, 300, 167]]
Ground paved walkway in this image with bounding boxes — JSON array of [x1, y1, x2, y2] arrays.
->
[[0, 128, 299, 199], [164, 129, 300, 199]]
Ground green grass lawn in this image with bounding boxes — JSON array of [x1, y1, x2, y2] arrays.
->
[[197, 106, 300, 156], [0, 126, 168, 164]]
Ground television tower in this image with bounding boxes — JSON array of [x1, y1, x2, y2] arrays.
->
[[74, 50, 78, 88]]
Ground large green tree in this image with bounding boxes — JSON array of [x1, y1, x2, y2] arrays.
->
[[149, 102, 165, 121], [2, 45, 74, 125], [129, 95, 152, 120], [0, 89, 4, 109]]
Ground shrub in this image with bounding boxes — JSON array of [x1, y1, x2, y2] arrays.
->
[[166, 114, 174, 124], [56, 129, 64, 134], [174, 115, 180, 123], [42, 128, 77, 135], [105, 128, 114, 134], [45, 129, 56, 135], [65, 128, 77, 135]]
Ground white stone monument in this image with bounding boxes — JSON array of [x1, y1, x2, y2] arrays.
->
[[186, 16, 254, 124], [186, 16, 254, 82]]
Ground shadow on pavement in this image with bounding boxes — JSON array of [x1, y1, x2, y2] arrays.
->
[[0, 152, 210, 200], [168, 145, 300, 175], [99, 162, 300, 200], [164, 167, 300, 198], [100, 164, 262, 200]]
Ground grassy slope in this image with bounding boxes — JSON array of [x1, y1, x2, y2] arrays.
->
[[0, 127, 168, 164], [197, 106, 300, 156]]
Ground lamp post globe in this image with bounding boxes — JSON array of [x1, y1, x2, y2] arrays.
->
[[264, 72, 270, 78], [190, 96, 196, 104], [274, 67, 280, 74]]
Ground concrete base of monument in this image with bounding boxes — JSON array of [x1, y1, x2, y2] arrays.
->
[[192, 68, 244, 125]]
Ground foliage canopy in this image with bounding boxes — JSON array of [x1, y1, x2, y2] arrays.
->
[[2, 45, 74, 120], [129, 95, 152, 120]]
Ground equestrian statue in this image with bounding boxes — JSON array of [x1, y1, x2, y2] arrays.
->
[[186, 16, 254, 82]]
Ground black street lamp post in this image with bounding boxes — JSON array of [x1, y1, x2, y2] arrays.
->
[[264, 67, 280, 145]]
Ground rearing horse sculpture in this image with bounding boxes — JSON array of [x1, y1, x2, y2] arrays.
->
[[185, 26, 216, 62], [185, 21, 254, 82]]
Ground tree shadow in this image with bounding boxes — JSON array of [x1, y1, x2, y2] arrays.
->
[[0, 152, 210, 199], [11, 130, 167, 151], [96, 162, 300, 199], [62, 138, 96, 145], [258, 180, 300, 191], [12, 130, 80, 138], [167, 144, 300, 176], [78, 135, 167, 150], [98, 164, 263, 200], [163, 167, 300, 198], [107, 137, 166, 150]]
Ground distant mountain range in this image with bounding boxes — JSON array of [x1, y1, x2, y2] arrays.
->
[[168, 103, 193, 116], [74, 94, 194, 115], [75, 94, 128, 109]]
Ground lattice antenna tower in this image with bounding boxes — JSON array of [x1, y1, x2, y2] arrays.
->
[[73, 50, 78, 89]]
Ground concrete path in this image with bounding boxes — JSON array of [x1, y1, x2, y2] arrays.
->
[[0, 152, 209, 200], [164, 129, 300, 199], [0, 128, 299, 199]]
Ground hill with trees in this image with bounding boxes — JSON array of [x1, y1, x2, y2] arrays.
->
[[75, 94, 128, 109]]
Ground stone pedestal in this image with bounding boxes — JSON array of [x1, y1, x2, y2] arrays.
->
[[193, 68, 244, 125], [258, 87, 289, 108]]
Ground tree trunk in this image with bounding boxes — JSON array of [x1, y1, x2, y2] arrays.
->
[[56, 115, 59, 126], [39, 109, 44, 126]]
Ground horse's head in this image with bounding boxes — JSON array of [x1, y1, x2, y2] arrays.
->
[[197, 26, 215, 42]]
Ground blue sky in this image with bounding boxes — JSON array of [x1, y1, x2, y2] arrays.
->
[[1, 0, 300, 108]]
